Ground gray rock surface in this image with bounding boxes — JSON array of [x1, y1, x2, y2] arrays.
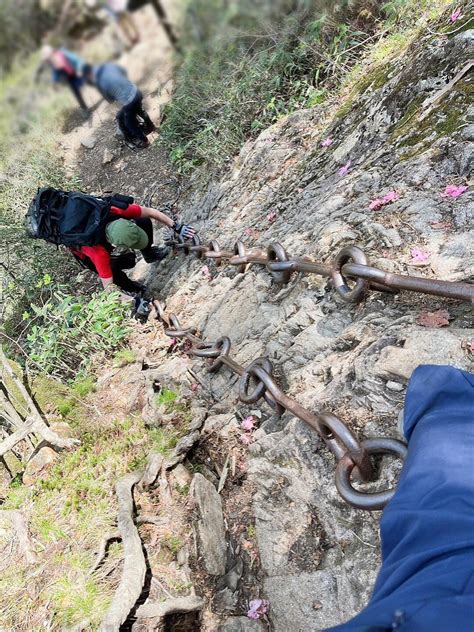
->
[[218, 616, 266, 631], [146, 26, 474, 632], [81, 136, 97, 149], [191, 473, 227, 576]]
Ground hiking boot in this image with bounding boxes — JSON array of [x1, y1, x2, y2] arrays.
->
[[141, 119, 156, 135], [133, 138, 150, 149], [115, 125, 125, 139], [142, 246, 169, 264]]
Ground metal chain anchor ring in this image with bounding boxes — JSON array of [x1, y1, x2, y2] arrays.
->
[[267, 243, 292, 285], [239, 358, 285, 416], [331, 246, 369, 303], [190, 341, 222, 359], [164, 313, 197, 337], [335, 438, 408, 510], [318, 413, 373, 482], [206, 336, 232, 373], [153, 299, 167, 323], [205, 240, 223, 266], [188, 235, 206, 259], [233, 240, 247, 274], [173, 234, 191, 255]]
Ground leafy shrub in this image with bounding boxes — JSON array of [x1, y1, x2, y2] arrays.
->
[[20, 289, 131, 378]]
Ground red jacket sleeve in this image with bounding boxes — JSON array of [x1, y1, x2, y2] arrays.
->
[[80, 245, 113, 279], [110, 203, 142, 219]]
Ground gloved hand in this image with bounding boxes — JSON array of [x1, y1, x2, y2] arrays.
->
[[173, 221, 196, 240], [133, 296, 152, 322]]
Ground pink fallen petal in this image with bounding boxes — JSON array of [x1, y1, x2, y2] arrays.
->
[[369, 198, 384, 210], [240, 434, 253, 445], [201, 265, 211, 278], [382, 190, 399, 203], [450, 7, 462, 22], [169, 337, 177, 347], [241, 415, 256, 431], [369, 190, 399, 211], [321, 137, 333, 147], [442, 184, 468, 198], [338, 160, 352, 177], [267, 211, 277, 223], [247, 599, 270, 620], [410, 247, 431, 263], [244, 228, 253, 237], [191, 383, 198, 392]]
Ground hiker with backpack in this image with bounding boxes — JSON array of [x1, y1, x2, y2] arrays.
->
[[83, 63, 155, 148], [37, 46, 90, 114], [26, 188, 195, 303]]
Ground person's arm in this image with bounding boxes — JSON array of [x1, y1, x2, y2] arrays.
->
[[138, 206, 174, 228], [111, 203, 196, 237], [80, 245, 131, 301]]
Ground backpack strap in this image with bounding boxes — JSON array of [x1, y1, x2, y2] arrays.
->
[[109, 193, 134, 210]]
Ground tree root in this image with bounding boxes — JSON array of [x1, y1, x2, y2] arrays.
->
[[90, 531, 121, 575], [135, 595, 204, 620], [0, 348, 80, 456], [0, 509, 38, 565], [98, 470, 146, 632]]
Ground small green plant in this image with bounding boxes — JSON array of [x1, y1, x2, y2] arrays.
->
[[175, 483, 190, 497], [246, 524, 256, 539], [113, 349, 137, 367], [148, 427, 179, 455], [162, 534, 183, 556], [57, 399, 74, 418], [71, 376, 96, 397], [155, 388, 178, 410]]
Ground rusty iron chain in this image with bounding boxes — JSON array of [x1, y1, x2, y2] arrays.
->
[[152, 300, 408, 511], [166, 235, 474, 303]]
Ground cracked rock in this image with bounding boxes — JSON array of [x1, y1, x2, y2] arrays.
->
[[191, 474, 227, 575]]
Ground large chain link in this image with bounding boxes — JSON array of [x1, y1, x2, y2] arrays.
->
[[167, 236, 474, 303], [152, 300, 407, 511]]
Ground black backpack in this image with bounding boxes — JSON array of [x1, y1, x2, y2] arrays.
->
[[25, 188, 134, 247]]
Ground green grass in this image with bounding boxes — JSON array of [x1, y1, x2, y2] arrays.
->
[[160, 0, 459, 176], [113, 349, 137, 367], [0, 407, 160, 630]]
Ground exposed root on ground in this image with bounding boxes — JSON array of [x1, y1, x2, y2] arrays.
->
[[0, 510, 38, 565], [0, 348, 80, 455], [98, 453, 203, 631]]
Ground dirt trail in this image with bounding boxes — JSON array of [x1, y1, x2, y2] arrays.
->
[[59, 2, 179, 206]]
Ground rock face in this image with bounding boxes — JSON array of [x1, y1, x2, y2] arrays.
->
[[23, 447, 58, 486], [191, 473, 227, 576], [147, 26, 473, 632], [218, 617, 266, 631]]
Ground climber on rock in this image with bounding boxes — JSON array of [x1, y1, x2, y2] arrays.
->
[[83, 62, 155, 148], [26, 188, 196, 303], [37, 45, 90, 114]]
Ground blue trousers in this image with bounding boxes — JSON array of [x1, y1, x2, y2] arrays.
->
[[326, 364, 474, 632]]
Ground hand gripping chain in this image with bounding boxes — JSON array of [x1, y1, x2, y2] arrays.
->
[[153, 300, 408, 511], [167, 236, 474, 303]]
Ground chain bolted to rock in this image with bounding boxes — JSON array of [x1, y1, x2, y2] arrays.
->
[[166, 235, 474, 303], [152, 300, 408, 511]]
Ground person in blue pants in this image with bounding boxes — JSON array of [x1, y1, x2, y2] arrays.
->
[[326, 363, 474, 632]]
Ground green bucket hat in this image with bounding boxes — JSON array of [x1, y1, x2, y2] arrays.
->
[[105, 219, 149, 250]]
